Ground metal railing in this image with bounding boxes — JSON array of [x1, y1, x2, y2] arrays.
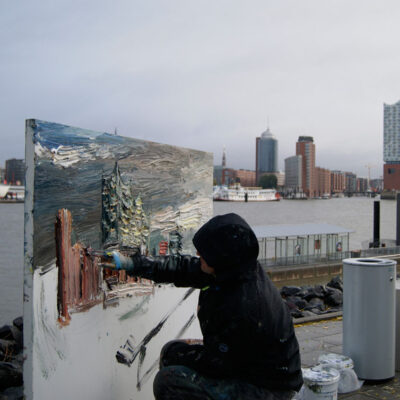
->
[[258, 246, 400, 268]]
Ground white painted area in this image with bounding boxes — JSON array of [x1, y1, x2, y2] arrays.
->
[[32, 266, 201, 400]]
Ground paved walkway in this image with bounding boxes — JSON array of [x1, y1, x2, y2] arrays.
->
[[295, 318, 400, 399]]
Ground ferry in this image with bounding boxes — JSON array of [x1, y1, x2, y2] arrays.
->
[[213, 185, 280, 202], [0, 183, 25, 203]]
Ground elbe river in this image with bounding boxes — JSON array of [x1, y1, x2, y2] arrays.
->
[[0, 197, 396, 325]]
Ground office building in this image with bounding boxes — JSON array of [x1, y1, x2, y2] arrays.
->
[[315, 167, 331, 197], [256, 128, 278, 183], [296, 136, 316, 197], [284, 155, 302, 192], [384, 101, 400, 190], [345, 172, 357, 193], [5, 158, 25, 185], [222, 168, 256, 187], [331, 170, 346, 194]]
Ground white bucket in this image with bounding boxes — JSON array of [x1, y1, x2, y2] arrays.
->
[[302, 365, 340, 400], [317, 353, 362, 393]]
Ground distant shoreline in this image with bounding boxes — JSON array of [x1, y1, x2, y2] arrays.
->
[[0, 199, 24, 204]]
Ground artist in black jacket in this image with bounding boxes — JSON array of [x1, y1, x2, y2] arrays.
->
[[113, 213, 302, 400]]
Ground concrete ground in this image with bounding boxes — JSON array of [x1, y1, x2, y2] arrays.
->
[[295, 318, 400, 399]]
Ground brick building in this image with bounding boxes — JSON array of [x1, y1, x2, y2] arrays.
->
[[296, 136, 316, 197], [315, 167, 331, 197], [331, 170, 346, 194]]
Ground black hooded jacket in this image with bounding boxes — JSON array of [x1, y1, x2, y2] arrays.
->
[[131, 213, 303, 392]]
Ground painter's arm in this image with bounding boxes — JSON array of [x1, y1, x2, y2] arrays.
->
[[113, 253, 213, 289]]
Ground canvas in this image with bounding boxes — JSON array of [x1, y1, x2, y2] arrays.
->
[[24, 119, 213, 399]]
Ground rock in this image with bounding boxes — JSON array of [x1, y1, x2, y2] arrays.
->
[[297, 286, 312, 298], [304, 285, 326, 300], [0, 327, 21, 350], [325, 289, 343, 307], [12, 318, 22, 332], [283, 298, 298, 311], [308, 297, 325, 308], [0, 363, 22, 391], [280, 286, 302, 297], [309, 307, 324, 315], [0, 386, 23, 400], [301, 310, 317, 318], [291, 310, 304, 318], [286, 296, 308, 310], [0, 340, 17, 356], [0, 327, 13, 342], [327, 276, 343, 292]]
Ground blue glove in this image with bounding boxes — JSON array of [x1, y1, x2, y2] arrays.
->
[[112, 251, 135, 273]]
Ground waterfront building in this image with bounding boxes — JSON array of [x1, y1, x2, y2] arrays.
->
[[370, 178, 383, 192], [331, 170, 346, 194], [213, 166, 223, 185], [222, 168, 256, 187], [284, 155, 302, 193], [0, 167, 4, 183], [384, 101, 400, 190], [357, 177, 369, 193], [315, 167, 331, 197], [345, 172, 357, 193], [296, 136, 316, 198], [5, 158, 25, 185], [256, 127, 278, 184]]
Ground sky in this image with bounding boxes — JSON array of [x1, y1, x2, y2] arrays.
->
[[1, 0, 400, 179]]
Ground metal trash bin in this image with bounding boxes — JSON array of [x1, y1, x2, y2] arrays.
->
[[343, 258, 396, 380]]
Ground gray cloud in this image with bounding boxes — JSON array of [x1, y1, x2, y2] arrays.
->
[[1, 0, 398, 179]]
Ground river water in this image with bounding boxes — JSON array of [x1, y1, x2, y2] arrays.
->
[[0, 197, 396, 325]]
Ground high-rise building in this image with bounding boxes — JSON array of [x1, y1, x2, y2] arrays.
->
[[296, 136, 316, 197], [255, 128, 278, 183], [315, 167, 331, 197], [345, 172, 357, 193], [5, 158, 25, 185], [331, 170, 346, 194], [284, 155, 302, 192], [384, 101, 400, 190]]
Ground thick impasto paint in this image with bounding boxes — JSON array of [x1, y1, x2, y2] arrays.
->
[[24, 120, 213, 399]]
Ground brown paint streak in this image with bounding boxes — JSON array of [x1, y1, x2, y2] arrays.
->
[[56, 209, 102, 324], [56, 208, 156, 323]]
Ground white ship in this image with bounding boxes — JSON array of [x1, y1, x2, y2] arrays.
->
[[0, 183, 25, 202], [213, 185, 280, 202]]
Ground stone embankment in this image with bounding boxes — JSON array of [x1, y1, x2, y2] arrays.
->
[[281, 276, 343, 322], [0, 317, 23, 400]]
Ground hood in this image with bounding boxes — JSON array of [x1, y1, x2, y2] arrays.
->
[[192, 213, 259, 273]]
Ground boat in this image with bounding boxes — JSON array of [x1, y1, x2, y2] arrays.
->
[[0, 183, 25, 203], [213, 185, 279, 202]]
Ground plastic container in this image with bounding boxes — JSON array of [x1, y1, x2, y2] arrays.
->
[[302, 365, 340, 400], [318, 353, 362, 393], [343, 258, 396, 380]]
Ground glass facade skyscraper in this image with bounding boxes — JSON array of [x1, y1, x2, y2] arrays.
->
[[255, 128, 278, 182]]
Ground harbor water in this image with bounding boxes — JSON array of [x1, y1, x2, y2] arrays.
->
[[0, 197, 397, 325]]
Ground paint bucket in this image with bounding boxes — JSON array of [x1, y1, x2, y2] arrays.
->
[[317, 353, 362, 393], [302, 365, 340, 400]]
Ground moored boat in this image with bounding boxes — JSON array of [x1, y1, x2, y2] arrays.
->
[[213, 185, 279, 202]]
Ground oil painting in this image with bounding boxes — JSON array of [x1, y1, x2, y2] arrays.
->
[[24, 119, 213, 399]]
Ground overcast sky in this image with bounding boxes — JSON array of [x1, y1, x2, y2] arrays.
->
[[2, 0, 400, 178]]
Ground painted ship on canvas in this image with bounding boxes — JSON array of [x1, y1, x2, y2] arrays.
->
[[213, 185, 280, 202]]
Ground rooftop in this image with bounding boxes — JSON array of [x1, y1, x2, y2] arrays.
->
[[253, 223, 354, 238]]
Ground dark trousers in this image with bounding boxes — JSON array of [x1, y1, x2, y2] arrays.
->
[[153, 340, 295, 400]]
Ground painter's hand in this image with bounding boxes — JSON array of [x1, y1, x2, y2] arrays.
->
[[112, 251, 135, 274]]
